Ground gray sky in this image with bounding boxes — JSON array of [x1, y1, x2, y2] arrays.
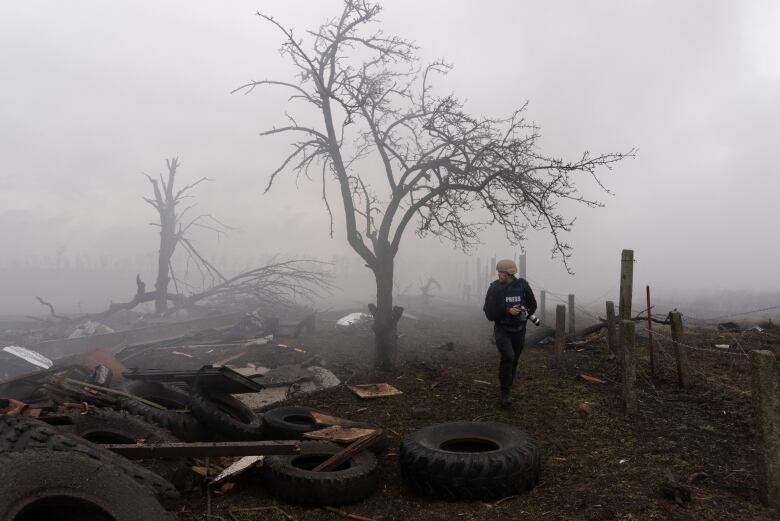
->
[[1, 1, 779, 314]]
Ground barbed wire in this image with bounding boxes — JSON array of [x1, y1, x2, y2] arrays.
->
[[641, 325, 750, 359]]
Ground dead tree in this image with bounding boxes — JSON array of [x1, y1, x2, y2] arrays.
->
[[235, 0, 634, 368], [143, 157, 225, 313]]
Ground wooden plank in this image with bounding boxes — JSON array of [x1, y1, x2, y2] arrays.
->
[[31, 312, 246, 359], [348, 383, 402, 398], [312, 430, 383, 472], [103, 440, 299, 459], [303, 425, 376, 443]]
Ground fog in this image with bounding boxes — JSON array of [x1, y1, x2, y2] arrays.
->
[[1, 1, 779, 318]]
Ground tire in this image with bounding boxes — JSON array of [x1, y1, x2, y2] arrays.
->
[[0, 415, 179, 502], [190, 378, 263, 441], [114, 397, 204, 442], [68, 408, 194, 491], [262, 406, 389, 453], [121, 380, 191, 409], [0, 450, 175, 521], [263, 441, 379, 506], [263, 406, 321, 440], [399, 421, 540, 500]]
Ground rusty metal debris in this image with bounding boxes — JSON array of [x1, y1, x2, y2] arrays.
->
[[103, 440, 299, 459]]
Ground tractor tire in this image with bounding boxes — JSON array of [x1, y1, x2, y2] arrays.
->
[[399, 421, 540, 500], [68, 408, 194, 491], [121, 380, 191, 409], [114, 397, 204, 442], [262, 406, 321, 440], [0, 415, 179, 502], [263, 441, 379, 506], [190, 377, 262, 441], [0, 450, 176, 521]]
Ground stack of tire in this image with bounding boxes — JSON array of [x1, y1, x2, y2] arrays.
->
[[115, 373, 263, 442], [260, 406, 384, 506], [0, 414, 178, 521]]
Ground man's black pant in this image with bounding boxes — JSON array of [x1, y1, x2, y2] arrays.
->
[[495, 325, 526, 391]]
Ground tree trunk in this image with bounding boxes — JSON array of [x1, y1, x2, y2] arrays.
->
[[154, 211, 176, 314], [369, 259, 404, 369]]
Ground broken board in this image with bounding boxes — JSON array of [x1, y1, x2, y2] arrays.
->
[[303, 425, 377, 444], [348, 383, 403, 398]]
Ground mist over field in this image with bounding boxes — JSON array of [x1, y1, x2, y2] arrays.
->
[[1, 0, 778, 321]]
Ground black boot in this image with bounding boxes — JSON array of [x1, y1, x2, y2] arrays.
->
[[500, 388, 512, 408]]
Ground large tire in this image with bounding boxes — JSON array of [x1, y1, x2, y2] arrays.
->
[[263, 406, 321, 440], [68, 408, 193, 491], [399, 421, 540, 500], [263, 441, 379, 506], [190, 378, 263, 441], [0, 415, 179, 502], [0, 450, 175, 521], [114, 397, 204, 442], [121, 380, 191, 409]]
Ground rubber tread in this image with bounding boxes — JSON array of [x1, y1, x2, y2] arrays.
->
[[68, 407, 193, 490], [189, 380, 263, 441], [0, 450, 176, 521], [399, 421, 540, 500], [121, 380, 191, 409], [263, 406, 321, 440], [114, 397, 205, 442], [263, 440, 379, 506], [0, 414, 179, 501]]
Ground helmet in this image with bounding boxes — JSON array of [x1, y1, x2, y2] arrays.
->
[[496, 259, 517, 275]]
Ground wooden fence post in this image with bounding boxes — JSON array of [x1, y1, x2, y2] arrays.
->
[[646, 285, 657, 377], [476, 258, 482, 296], [540, 290, 546, 325], [606, 301, 618, 356], [568, 294, 576, 335], [750, 350, 780, 508], [555, 304, 566, 367], [619, 249, 634, 320], [621, 320, 637, 414], [669, 312, 690, 388], [518, 253, 527, 279]]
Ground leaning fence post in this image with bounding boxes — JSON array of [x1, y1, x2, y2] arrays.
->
[[620, 320, 637, 415], [555, 304, 566, 367], [606, 301, 618, 356], [619, 249, 634, 320], [568, 293, 576, 335], [750, 350, 780, 508], [540, 290, 546, 325], [669, 312, 690, 388]]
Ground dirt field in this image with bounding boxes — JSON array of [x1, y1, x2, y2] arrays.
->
[[166, 307, 780, 521]]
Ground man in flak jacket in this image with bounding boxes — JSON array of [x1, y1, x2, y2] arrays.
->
[[483, 259, 537, 408]]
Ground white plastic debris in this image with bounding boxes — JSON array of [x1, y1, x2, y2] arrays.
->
[[245, 334, 274, 347], [68, 320, 115, 338], [335, 312, 371, 327], [210, 456, 264, 486], [714, 344, 731, 349], [2, 346, 53, 370]]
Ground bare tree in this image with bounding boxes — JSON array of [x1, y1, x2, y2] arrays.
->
[[143, 157, 225, 313], [235, 0, 634, 368]]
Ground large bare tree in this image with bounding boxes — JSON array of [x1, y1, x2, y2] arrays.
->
[[236, 0, 634, 368]]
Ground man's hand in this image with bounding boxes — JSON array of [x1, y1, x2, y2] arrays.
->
[[508, 305, 522, 316]]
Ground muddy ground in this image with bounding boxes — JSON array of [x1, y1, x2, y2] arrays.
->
[[145, 307, 779, 521]]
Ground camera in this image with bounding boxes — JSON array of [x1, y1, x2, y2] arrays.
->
[[515, 306, 541, 326]]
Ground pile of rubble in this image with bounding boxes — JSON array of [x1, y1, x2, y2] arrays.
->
[[0, 310, 542, 518]]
